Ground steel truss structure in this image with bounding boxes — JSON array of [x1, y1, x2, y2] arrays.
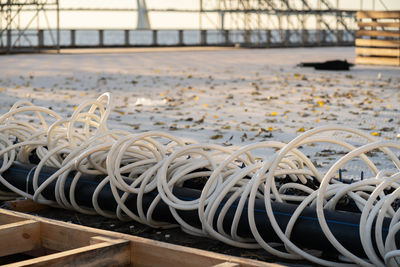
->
[[200, 0, 359, 45], [0, 0, 393, 52], [0, 0, 59, 53]]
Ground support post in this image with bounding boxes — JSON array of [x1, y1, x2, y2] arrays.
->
[[178, 30, 184, 46], [224, 30, 229, 45], [302, 29, 308, 46], [284, 30, 290, 46], [321, 29, 326, 45], [152, 30, 157, 46], [38, 29, 44, 49], [200, 30, 207, 45], [99, 30, 104, 47], [266, 29, 270, 47], [56, 0, 60, 53], [70, 30, 76, 47], [6, 0, 11, 53], [124, 30, 130, 46]]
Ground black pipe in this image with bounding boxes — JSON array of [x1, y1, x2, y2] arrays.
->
[[1, 160, 398, 258]]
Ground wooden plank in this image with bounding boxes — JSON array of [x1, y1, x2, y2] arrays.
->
[[357, 11, 400, 19], [355, 56, 400, 66], [355, 38, 400, 48], [212, 262, 240, 267], [130, 239, 279, 267], [357, 30, 400, 38], [6, 199, 47, 212], [40, 222, 98, 251], [356, 47, 400, 57], [0, 220, 41, 257], [2, 239, 131, 267], [358, 21, 400, 28], [89, 235, 125, 245], [0, 212, 27, 225], [0, 209, 275, 267]]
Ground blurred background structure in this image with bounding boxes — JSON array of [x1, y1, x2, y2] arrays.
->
[[0, 0, 398, 53]]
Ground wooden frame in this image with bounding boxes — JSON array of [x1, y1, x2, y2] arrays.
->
[[0, 208, 279, 267], [355, 11, 400, 66]]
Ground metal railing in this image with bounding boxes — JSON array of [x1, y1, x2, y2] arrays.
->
[[0, 28, 355, 53]]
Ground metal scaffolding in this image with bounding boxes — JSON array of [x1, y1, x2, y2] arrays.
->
[[200, 0, 359, 46], [0, 0, 59, 53], [0, 0, 394, 52]]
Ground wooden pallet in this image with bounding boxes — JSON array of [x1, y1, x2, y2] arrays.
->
[[0, 207, 279, 267], [355, 11, 400, 66]]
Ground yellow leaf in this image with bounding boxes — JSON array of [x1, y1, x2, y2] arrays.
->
[[371, 132, 380, 136], [73, 106, 78, 110], [203, 104, 208, 108], [297, 126, 305, 132], [317, 100, 324, 107], [267, 126, 273, 131], [270, 111, 277, 116], [159, 92, 164, 97], [210, 134, 223, 140], [213, 115, 218, 119], [195, 96, 199, 101]]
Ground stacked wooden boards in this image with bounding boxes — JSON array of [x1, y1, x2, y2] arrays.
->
[[356, 11, 400, 66], [0, 205, 278, 267]]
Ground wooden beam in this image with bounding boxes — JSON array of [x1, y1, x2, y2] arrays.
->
[[0, 220, 41, 257], [356, 47, 400, 57], [89, 235, 126, 245], [355, 38, 400, 48], [0, 209, 276, 267], [6, 199, 47, 212], [358, 21, 400, 28], [212, 262, 240, 267], [2, 239, 131, 267], [40, 222, 98, 251], [0, 212, 27, 224], [355, 56, 400, 66], [130, 238, 276, 267], [357, 30, 400, 38], [357, 11, 400, 19]]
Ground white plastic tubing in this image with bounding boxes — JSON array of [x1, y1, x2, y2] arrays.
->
[[0, 92, 399, 266]]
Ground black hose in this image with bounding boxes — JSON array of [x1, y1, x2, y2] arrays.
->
[[1, 160, 398, 257]]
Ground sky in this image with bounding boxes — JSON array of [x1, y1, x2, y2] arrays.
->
[[10, 0, 400, 29]]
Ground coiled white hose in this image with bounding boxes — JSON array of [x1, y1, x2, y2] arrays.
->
[[0, 92, 399, 266]]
